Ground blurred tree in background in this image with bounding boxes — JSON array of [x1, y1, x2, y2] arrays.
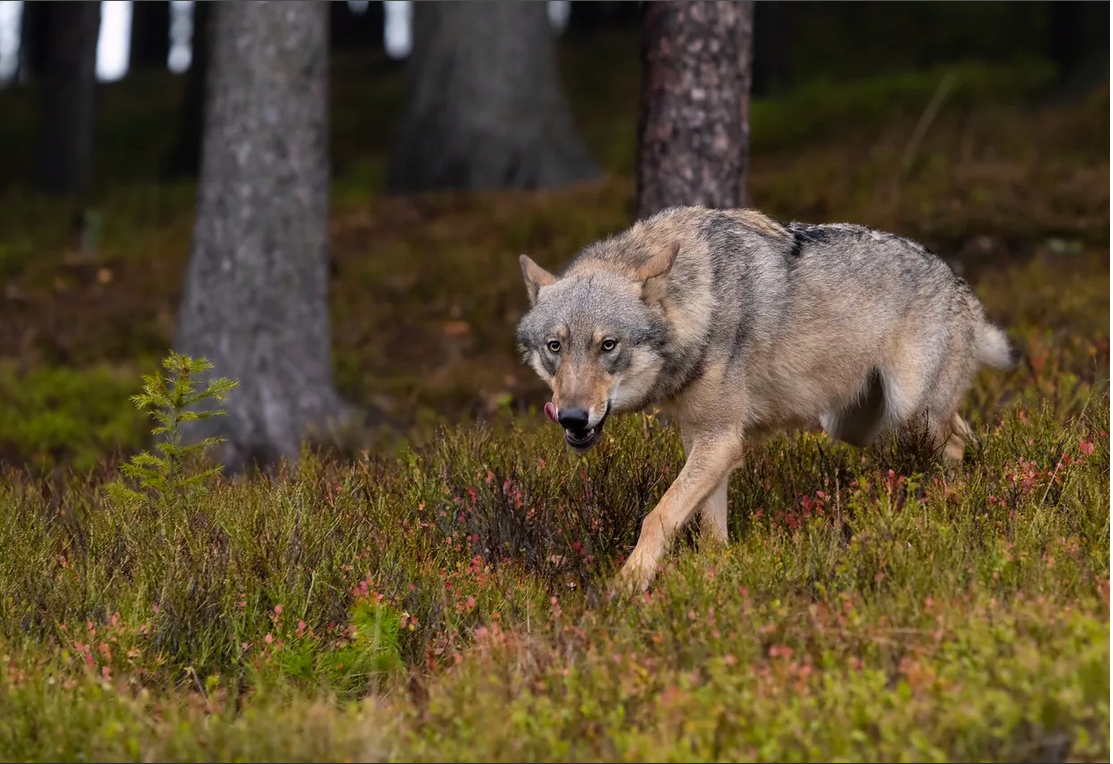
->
[[128, 0, 169, 71], [163, 0, 211, 178], [330, 0, 383, 50], [386, 0, 599, 194], [35, 0, 101, 194], [175, 0, 357, 473]]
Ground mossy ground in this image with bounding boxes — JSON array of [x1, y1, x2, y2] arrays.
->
[[0, 29, 1108, 763]]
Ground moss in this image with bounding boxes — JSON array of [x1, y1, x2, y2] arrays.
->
[[0, 361, 151, 472]]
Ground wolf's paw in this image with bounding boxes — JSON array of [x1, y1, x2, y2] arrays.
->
[[611, 556, 656, 598]]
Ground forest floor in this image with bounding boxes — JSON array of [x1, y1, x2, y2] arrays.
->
[[0, 33, 1109, 761]]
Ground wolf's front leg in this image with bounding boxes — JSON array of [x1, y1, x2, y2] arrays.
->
[[615, 436, 741, 594]]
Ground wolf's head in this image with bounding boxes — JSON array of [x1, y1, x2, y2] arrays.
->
[[514, 241, 678, 453]]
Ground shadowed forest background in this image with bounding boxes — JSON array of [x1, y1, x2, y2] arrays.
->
[[0, 1, 1109, 761]]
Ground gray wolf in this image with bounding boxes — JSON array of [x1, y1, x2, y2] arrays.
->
[[515, 205, 1016, 594]]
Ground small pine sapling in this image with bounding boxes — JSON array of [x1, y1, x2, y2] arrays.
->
[[106, 352, 238, 512]]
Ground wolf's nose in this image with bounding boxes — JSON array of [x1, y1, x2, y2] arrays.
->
[[557, 407, 590, 430]]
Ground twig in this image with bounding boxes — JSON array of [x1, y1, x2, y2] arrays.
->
[[890, 71, 958, 203]]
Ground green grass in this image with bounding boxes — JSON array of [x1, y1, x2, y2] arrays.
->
[[0, 243, 1109, 759], [0, 370, 1108, 760]]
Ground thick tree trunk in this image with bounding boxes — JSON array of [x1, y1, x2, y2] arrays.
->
[[36, 1, 101, 194], [752, 0, 788, 97], [330, 0, 384, 49], [18, 0, 50, 81], [1046, 1, 1110, 94], [175, 1, 353, 473], [386, 0, 598, 194], [635, 0, 755, 220], [129, 0, 171, 71], [568, 1, 643, 34], [163, 0, 211, 178], [1047, 1, 1084, 79]]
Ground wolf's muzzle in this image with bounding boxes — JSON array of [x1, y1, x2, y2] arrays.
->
[[561, 403, 610, 453]]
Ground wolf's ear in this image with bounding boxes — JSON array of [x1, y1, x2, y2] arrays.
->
[[520, 254, 557, 307], [636, 240, 680, 281], [637, 241, 680, 303]]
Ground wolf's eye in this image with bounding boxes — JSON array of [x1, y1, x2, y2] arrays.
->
[[601, 338, 617, 353], [546, 340, 561, 353]]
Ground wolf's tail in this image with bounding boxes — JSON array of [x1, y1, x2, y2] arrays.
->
[[975, 322, 1017, 371]]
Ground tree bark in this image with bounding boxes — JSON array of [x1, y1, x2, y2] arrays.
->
[[568, 1, 644, 34], [18, 0, 50, 81], [129, 0, 171, 71], [175, 1, 354, 473], [163, 0, 211, 178], [386, 0, 598, 194], [635, 0, 755, 221], [752, 0, 788, 97], [36, 1, 102, 194], [330, 0, 384, 49], [1047, 1, 1084, 79]]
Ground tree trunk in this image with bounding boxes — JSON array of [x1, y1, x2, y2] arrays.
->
[[568, 1, 643, 34], [635, 0, 755, 221], [163, 0, 211, 178], [1047, 1, 1084, 79], [752, 1, 788, 97], [18, 0, 50, 81], [330, 0, 384, 49], [36, 1, 102, 194], [175, 0, 354, 473], [386, 0, 598, 194], [129, 0, 171, 71]]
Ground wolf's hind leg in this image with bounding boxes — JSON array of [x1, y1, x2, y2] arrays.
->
[[820, 369, 887, 448], [697, 476, 730, 547], [681, 429, 731, 547], [942, 413, 974, 462], [909, 360, 977, 463]]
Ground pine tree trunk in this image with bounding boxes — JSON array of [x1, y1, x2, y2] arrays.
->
[[36, 1, 102, 194], [18, 0, 50, 81], [129, 0, 171, 70], [752, 0, 788, 97], [635, 0, 755, 220], [175, 0, 354, 473], [330, 0, 384, 49], [386, 0, 598, 194], [163, 0, 212, 178]]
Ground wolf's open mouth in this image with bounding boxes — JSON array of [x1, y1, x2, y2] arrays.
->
[[564, 427, 599, 449], [563, 405, 609, 452]]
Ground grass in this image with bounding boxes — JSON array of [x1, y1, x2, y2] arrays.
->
[[0, 31, 1109, 763], [0, 374, 1108, 760]]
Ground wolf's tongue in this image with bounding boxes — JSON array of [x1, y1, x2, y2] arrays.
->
[[544, 401, 558, 424]]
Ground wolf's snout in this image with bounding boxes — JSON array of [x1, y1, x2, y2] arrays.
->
[[556, 406, 590, 431]]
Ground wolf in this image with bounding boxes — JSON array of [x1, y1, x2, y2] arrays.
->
[[515, 205, 1016, 594]]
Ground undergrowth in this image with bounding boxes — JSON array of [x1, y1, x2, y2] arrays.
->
[[0, 367, 1108, 759]]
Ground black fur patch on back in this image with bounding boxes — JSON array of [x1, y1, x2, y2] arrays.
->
[[787, 232, 805, 260], [785, 222, 828, 262], [787, 222, 829, 244]]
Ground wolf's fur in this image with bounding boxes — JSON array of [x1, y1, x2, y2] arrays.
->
[[515, 206, 1016, 593]]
